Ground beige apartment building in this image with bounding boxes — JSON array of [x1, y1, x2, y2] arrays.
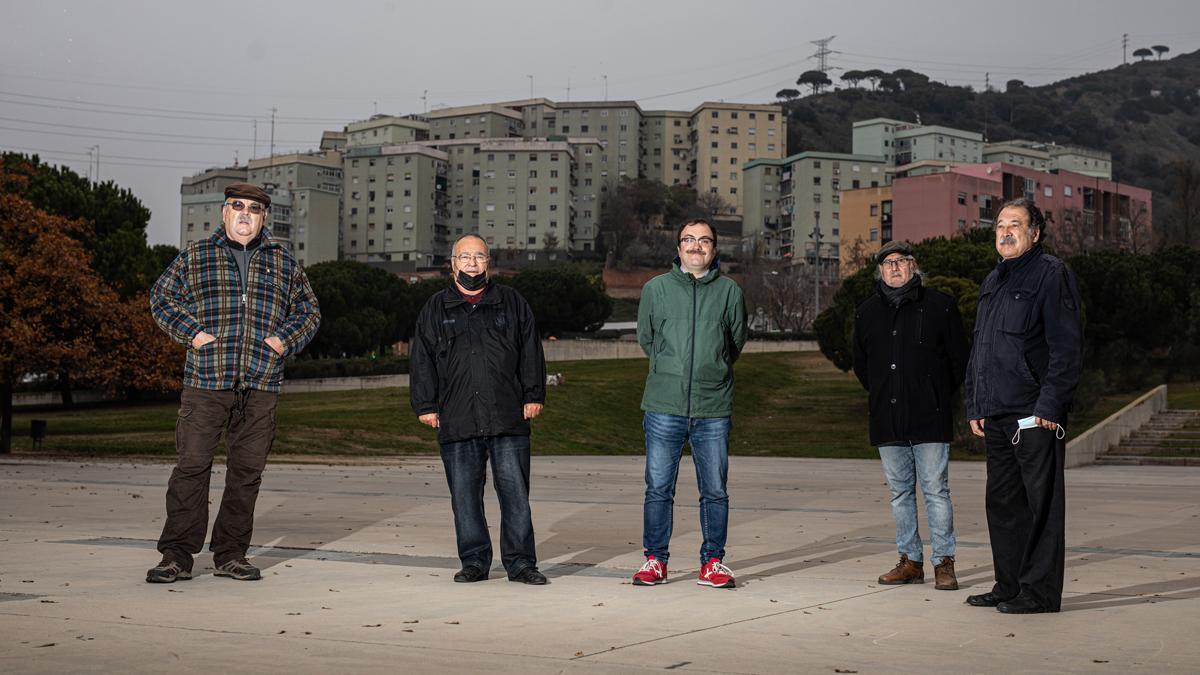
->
[[341, 143, 450, 269], [838, 185, 893, 276], [642, 110, 691, 186], [689, 102, 787, 215]]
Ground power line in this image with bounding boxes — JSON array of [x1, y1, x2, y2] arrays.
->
[[634, 58, 813, 103], [0, 124, 302, 148], [0, 143, 225, 166], [0, 90, 353, 123], [0, 115, 312, 144], [0, 95, 342, 126]]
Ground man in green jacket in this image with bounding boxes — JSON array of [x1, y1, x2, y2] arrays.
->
[[631, 219, 747, 589]]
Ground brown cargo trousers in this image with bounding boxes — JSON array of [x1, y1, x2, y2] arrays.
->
[[157, 386, 278, 570]]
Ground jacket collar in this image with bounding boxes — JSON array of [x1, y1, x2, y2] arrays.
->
[[671, 256, 722, 285], [877, 275, 923, 307], [996, 242, 1042, 281], [211, 226, 279, 250], [442, 281, 500, 308]]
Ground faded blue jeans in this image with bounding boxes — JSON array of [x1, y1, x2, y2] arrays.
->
[[878, 442, 956, 566], [642, 412, 731, 565]]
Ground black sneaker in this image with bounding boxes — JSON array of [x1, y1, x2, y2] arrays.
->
[[509, 567, 548, 585], [214, 557, 262, 581], [453, 565, 489, 583], [146, 559, 192, 584]]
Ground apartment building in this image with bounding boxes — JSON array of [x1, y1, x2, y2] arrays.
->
[[890, 162, 1150, 252], [428, 104, 524, 140], [341, 143, 450, 269], [837, 185, 894, 276], [689, 102, 787, 215], [474, 139, 579, 264], [344, 115, 430, 148], [743, 151, 889, 265], [247, 152, 343, 266], [179, 166, 247, 247], [642, 110, 691, 186], [852, 118, 983, 167]]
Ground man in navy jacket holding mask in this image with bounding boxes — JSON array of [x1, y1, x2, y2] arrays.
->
[[964, 198, 1082, 614]]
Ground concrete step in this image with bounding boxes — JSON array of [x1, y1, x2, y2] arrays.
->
[[1109, 445, 1200, 457], [1094, 455, 1200, 466], [1128, 431, 1200, 441], [1122, 437, 1200, 448]]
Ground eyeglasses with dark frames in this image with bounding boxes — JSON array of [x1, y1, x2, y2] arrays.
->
[[225, 200, 266, 215]]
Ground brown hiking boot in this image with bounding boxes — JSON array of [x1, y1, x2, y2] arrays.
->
[[878, 554, 924, 585], [934, 557, 959, 590]]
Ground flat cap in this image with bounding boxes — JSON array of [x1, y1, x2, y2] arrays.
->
[[224, 182, 271, 209], [876, 240, 914, 264]]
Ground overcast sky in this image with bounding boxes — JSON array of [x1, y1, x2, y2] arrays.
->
[[3, 0, 1198, 246]]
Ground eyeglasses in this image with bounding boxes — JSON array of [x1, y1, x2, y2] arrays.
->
[[880, 256, 914, 270], [679, 236, 715, 247], [225, 200, 266, 215], [454, 253, 490, 264]]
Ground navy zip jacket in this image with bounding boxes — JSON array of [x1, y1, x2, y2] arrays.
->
[[409, 282, 546, 444], [964, 243, 1083, 425]]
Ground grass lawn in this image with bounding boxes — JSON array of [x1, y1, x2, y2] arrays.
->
[[1167, 381, 1200, 409], [10, 353, 1193, 460], [11, 353, 875, 459]]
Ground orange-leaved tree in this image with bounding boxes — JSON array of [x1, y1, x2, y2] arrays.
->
[[0, 169, 180, 453]]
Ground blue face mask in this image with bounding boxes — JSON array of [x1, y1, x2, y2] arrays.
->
[[1011, 415, 1067, 445]]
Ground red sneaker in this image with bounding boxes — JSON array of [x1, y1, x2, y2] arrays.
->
[[632, 556, 667, 586], [697, 558, 736, 588]]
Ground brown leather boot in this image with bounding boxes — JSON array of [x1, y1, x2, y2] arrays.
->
[[934, 557, 958, 590], [878, 554, 924, 585]]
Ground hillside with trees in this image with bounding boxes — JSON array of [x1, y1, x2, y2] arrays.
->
[[777, 49, 1200, 246]]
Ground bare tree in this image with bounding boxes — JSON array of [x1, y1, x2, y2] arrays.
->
[[839, 235, 875, 278]]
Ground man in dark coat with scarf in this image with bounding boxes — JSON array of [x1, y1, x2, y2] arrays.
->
[[854, 240, 969, 591]]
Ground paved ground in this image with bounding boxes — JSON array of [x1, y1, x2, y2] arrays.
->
[[0, 455, 1197, 674]]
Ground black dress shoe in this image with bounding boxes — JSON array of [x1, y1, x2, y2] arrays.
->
[[453, 565, 488, 583], [509, 567, 548, 585], [965, 591, 1012, 607], [997, 594, 1051, 614]]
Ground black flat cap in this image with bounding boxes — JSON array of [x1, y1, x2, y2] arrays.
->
[[876, 240, 914, 264], [224, 182, 271, 209]]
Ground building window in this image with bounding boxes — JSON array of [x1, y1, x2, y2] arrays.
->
[[957, 192, 967, 205]]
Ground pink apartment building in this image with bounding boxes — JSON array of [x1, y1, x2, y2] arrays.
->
[[890, 163, 1152, 253]]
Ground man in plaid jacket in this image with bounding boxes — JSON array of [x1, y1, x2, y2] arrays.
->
[[146, 182, 320, 583]]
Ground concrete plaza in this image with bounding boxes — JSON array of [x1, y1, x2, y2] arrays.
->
[[1, 455, 1197, 673]]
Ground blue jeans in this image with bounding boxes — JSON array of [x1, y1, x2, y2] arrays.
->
[[642, 412, 731, 565], [439, 435, 536, 577], [878, 442, 956, 566]]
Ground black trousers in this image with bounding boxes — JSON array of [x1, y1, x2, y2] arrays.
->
[[984, 413, 1066, 611], [157, 387, 278, 570]]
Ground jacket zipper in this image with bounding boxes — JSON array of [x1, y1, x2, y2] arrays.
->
[[686, 278, 697, 418], [235, 245, 265, 389]]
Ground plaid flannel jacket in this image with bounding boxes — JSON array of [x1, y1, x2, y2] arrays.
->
[[150, 228, 321, 393]]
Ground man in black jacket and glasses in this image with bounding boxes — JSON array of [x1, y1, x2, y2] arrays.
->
[[410, 234, 548, 586]]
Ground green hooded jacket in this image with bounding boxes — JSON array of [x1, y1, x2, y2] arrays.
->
[[637, 259, 748, 418]]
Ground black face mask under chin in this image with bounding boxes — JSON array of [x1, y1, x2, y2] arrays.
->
[[456, 270, 488, 292]]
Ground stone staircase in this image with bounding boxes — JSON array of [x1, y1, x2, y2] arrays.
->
[[1097, 409, 1200, 466]]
